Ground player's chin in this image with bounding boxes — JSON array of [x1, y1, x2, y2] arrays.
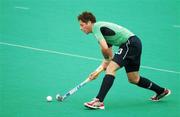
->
[[85, 31, 90, 34], [83, 30, 89, 34]]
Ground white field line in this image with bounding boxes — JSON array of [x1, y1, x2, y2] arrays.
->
[[173, 25, 180, 28], [0, 41, 180, 74], [14, 6, 30, 10]]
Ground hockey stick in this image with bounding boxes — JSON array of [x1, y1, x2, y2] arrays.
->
[[56, 66, 104, 101]]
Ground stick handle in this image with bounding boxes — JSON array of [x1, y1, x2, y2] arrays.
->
[[61, 66, 104, 101]]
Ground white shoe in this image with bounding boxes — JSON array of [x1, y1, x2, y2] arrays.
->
[[84, 98, 105, 110]]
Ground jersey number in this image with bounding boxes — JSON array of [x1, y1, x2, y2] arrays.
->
[[116, 48, 123, 55]]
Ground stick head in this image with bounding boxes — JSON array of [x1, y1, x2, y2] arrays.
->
[[56, 94, 63, 101]]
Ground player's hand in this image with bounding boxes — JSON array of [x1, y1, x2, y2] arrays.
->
[[88, 65, 104, 81], [88, 71, 100, 80]]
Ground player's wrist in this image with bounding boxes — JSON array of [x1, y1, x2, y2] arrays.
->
[[104, 57, 112, 62]]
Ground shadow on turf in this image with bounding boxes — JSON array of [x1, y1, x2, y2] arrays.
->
[[84, 107, 104, 111], [108, 100, 171, 110]]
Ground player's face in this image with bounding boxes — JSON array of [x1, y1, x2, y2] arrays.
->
[[79, 20, 92, 34]]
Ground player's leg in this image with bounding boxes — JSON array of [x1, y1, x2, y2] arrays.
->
[[125, 36, 171, 101], [126, 71, 165, 94], [84, 41, 129, 109], [126, 71, 171, 101], [96, 61, 120, 101], [84, 61, 120, 109]]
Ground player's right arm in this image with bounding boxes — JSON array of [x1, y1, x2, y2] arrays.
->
[[89, 23, 113, 80], [93, 23, 113, 63], [98, 39, 113, 61]]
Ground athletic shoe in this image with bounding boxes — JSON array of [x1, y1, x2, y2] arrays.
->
[[84, 98, 105, 110], [150, 89, 171, 101]]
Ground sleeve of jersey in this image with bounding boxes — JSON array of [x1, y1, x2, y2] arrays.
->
[[93, 24, 104, 41]]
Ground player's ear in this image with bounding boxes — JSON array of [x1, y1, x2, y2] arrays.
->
[[87, 21, 92, 25]]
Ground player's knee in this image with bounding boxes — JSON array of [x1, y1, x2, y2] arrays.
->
[[128, 78, 136, 84], [106, 61, 120, 75], [128, 76, 139, 84], [106, 65, 116, 75], [127, 72, 140, 84]]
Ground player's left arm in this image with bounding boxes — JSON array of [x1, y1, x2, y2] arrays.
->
[[88, 39, 113, 80]]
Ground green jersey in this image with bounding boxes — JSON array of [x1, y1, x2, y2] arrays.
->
[[92, 21, 135, 46]]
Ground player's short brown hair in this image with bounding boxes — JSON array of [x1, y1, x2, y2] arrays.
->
[[77, 11, 96, 23]]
